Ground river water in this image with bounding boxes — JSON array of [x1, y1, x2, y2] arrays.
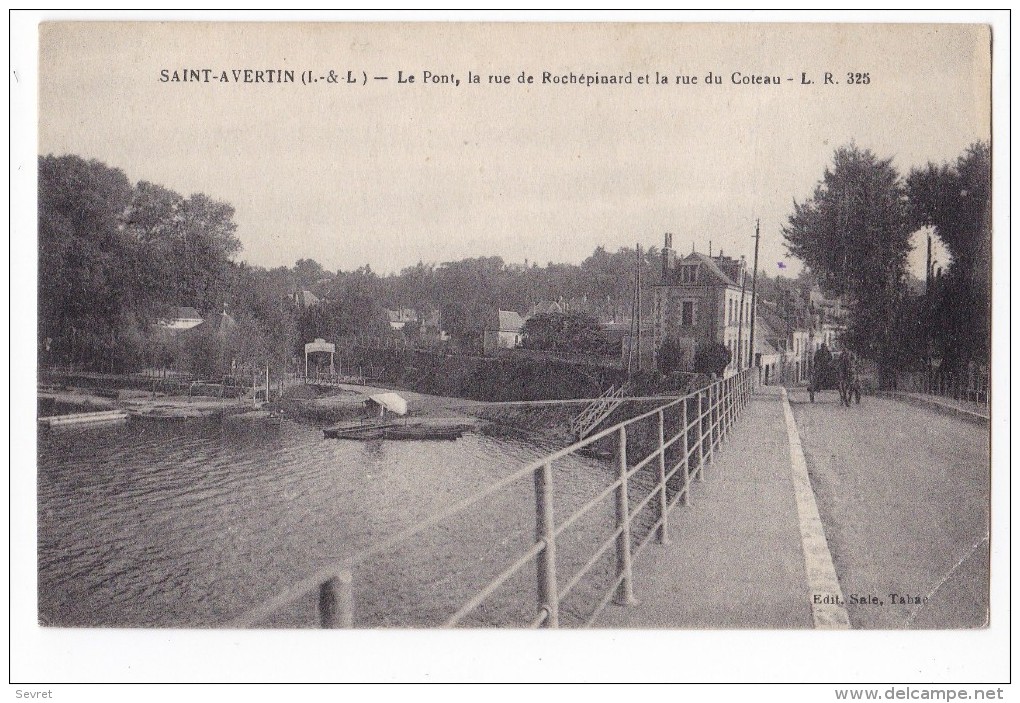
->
[[38, 415, 663, 628]]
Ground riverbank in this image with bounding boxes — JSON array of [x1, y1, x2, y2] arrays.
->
[[39, 386, 251, 419]]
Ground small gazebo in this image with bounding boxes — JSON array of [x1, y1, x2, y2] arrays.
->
[[304, 338, 336, 380]]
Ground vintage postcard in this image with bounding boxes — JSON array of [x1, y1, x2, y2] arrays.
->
[[14, 14, 1005, 685]]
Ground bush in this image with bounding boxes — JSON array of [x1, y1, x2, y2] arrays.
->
[[693, 342, 730, 377]]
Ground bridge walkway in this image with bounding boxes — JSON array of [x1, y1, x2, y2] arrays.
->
[[597, 386, 825, 629]]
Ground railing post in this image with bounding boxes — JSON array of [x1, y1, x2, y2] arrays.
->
[[656, 409, 670, 545], [719, 380, 727, 443], [712, 382, 720, 451], [614, 426, 638, 605], [698, 390, 708, 479], [534, 461, 559, 627], [707, 386, 716, 464], [319, 567, 354, 628], [681, 396, 691, 505], [725, 377, 733, 437]]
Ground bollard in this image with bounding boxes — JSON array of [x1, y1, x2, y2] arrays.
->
[[614, 426, 638, 605], [656, 409, 670, 545], [319, 568, 354, 628], [533, 461, 559, 627]]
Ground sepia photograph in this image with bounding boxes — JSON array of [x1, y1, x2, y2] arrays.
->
[[11, 11, 1007, 687]]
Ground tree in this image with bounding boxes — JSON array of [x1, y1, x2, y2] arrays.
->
[[907, 142, 991, 368], [656, 336, 689, 372], [124, 185, 241, 313], [292, 258, 328, 290], [783, 145, 913, 373], [38, 154, 134, 368], [692, 342, 730, 377], [522, 312, 604, 354]]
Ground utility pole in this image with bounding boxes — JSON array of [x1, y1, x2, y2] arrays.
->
[[627, 257, 637, 377], [636, 243, 642, 372], [749, 219, 761, 372], [736, 257, 747, 369], [925, 232, 933, 294]]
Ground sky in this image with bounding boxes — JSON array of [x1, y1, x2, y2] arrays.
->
[[37, 22, 988, 279]]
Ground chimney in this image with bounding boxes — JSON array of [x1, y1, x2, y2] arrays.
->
[[662, 232, 676, 279]]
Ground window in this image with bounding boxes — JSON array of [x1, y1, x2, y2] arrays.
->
[[682, 301, 694, 326], [679, 266, 697, 284]]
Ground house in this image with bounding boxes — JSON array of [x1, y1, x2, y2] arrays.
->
[[808, 289, 847, 353], [482, 310, 526, 354], [652, 233, 752, 376], [755, 341, 783, 386], [755, 285, 848, 384], [157, 306, 204, 330], [385, 308, 419, 331], [529, 300, 565, 316], [418, 309, 450, 342], [291, 289, 321, 308]]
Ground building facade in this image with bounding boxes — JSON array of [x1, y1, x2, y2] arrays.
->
[[653, 233, 752, 376]]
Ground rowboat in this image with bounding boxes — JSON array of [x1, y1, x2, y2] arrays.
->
[[38, 409, 129, 428], [323, 420, 468, 441]]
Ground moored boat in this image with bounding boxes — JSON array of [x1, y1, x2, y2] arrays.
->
[[323, 420, 469, 441]]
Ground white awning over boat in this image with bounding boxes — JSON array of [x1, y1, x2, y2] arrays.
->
[[365, 392, 408, 416]]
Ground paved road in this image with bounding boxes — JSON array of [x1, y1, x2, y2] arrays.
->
[[789, 389, 990, 629]]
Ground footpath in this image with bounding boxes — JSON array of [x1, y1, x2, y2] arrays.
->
[[597, 386, 849, 629], [875, 390, 990, 424]]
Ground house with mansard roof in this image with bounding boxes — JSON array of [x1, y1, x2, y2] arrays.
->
[[652, 233, 753, 376]]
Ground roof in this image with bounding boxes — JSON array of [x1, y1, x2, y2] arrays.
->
[[531, 301, 564, 316], [294, 290, 320, 307], [674, 252, 739, 287], [174, 306, 202, 320], [386, 308, 418, 322], [498, 310, 525, 332], [755, 337, 780, 356]]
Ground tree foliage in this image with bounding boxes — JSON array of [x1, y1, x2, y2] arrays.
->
[[782, 145, 913, 370], [692, 342, 730, 377], [906, 142, 991, 368], [521, 312, 605, 354], [39, 154, 242, 372], [656, 336, 689, 372]]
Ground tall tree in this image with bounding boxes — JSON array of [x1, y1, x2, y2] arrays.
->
[[907, 142, 991, 368], [38, 154, 134, 367], [783, 145, 913, 372]]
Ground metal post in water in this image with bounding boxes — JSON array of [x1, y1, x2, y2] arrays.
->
[[656, 409, 670, 545], [534, 461, 559, 627], [319, 568, 354, 628], [614, 426, 638, 605]]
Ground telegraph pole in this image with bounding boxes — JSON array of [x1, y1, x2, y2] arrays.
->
[[736, 257, 747, 369], [749, 219, 761, 371], [925, 232, 933, 294], [636, 243, 642, 372]]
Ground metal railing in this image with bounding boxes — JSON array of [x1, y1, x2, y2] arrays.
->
[[894, 369, 990, 410], [569, 382, 631, 439], [227, 367, 757, 629]]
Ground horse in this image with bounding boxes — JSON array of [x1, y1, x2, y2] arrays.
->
[[837, 351, 862, 407]]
